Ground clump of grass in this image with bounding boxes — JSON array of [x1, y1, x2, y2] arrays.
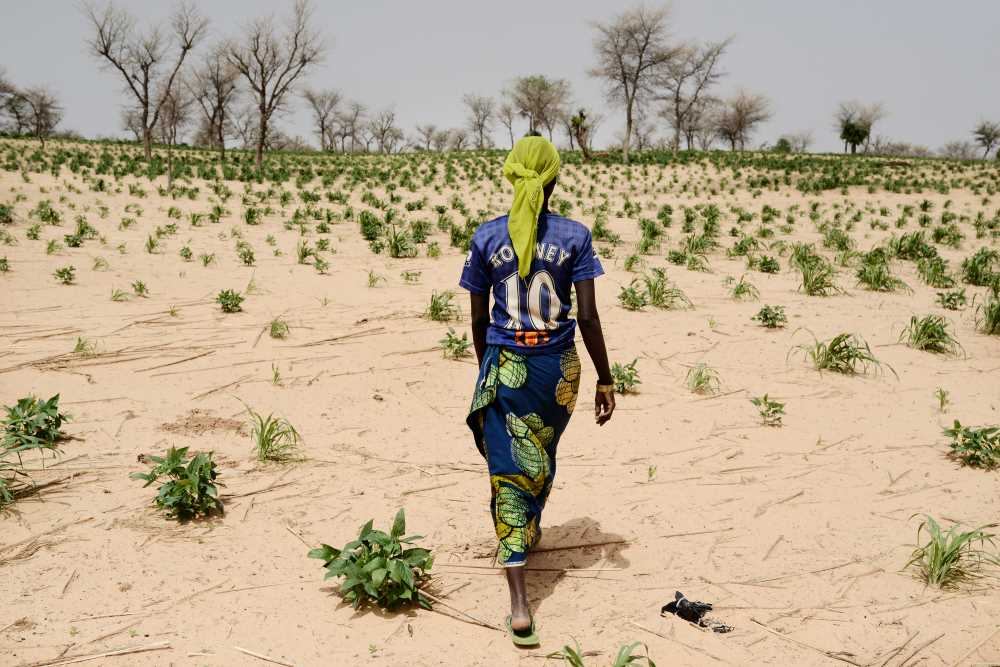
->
[[367, 271, 385, 287], [611, 359, 640, 394], [791, 332, 893, 377], [750, 394, 784, 426], [110, 288, 129, 302], [934, 387, 950, 412], [246, 407, 300, 462], [685, 363, 720, 395], [642, 269, 691, 309], [216, 289, 244, 313], [944, 421, 1000, 469], [752, 304, 787, 328], [131, 280, 148, 297], [856, 250, 909, 292], [425, 291, 458, 322], [899, 315, 963, 356], [73, 337, 97, 356], [439, 328, 471, 359], [961, 247, 998, 286], [728, 275, 759, 301], [798, 260, 842, 296], [269, 318, 289, 339], [975, 282, 1000, 335], [904, 515, 998, 588]]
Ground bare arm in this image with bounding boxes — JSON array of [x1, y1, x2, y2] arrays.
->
[[469, 292, 490, 365], [574, 279, 615, 425]]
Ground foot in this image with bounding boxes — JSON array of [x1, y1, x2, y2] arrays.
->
[[510, 607, 532, 633]]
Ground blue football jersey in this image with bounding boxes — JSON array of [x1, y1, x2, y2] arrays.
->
[[459, 214, 604, 353]]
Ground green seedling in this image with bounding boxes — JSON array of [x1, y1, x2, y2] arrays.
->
[[216, 289, 244, 313], [750, 394, 784, 426], [439, 328, 471, 359], [685, 363, 720, 395], [130, 446, 223, 520], [905, 515, 999, 588], [611, 359, 641, 394]]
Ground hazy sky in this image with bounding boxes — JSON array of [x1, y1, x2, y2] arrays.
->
[[2, 0, 998, 153]]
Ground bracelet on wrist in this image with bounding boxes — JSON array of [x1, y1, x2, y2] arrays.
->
[[596, 382, 615, 394]]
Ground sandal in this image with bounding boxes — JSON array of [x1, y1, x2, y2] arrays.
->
[[506, 615, 540, 647]]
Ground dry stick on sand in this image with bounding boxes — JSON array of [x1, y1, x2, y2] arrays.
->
[[876, 631, 918, 667], [626, 620, 726, 663], [27, 641, 171, 666], [948, 625, 1000, 667], [419, 590, 503, 632], [750, 617, 861, 666], [897, 632, 945, 666], [530, 538, 630, 554], [233, 646, 296, 667]]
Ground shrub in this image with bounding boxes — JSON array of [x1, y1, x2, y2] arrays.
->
[[752, 305, 787, 328], [308, 509, 434, 610], [611, 359, 640, 394], [217, 289, 244, 313], [53, 265, 76, 285], [750, 394, 784, 426], [130, 447, 223, 520], [618, 280, 648, 311], [944, 421, 1000, 469], [439, 328, 471, 359], [425, 291, 458, 322]]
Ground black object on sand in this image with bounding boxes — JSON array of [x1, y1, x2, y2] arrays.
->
[[661, 591, 733, 633]]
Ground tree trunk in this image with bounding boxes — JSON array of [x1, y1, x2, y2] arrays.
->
[[255, 105, 267, 175], [167, 141, 173, 188], [507, 127, 514, 148], [850, 143, 857, 155], [142, 127, 152, 161], [622, 97, 633, 165]]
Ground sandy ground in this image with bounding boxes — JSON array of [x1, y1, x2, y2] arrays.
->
[[1, 140, 999, 667]]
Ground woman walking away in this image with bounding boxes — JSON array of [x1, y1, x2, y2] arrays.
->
[[459, 136, 615, 646]]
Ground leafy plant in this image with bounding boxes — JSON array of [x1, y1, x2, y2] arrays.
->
[[944, 421, 1000, 469], [904, 515, 998, 588], [2, 394, 68, 454], [899, 315, 963, 355], [308, 509, 434, 610], [618, 280, 648, 311], [269, 318, 289, 339], [216, 289, 244, 313], [131, 280, 148, 297], [611, 359, 641, 394], [751, 394, 784, 426], [246, 408, 300, 462], [53, 265, 75, 285], [936, 288, 967, 310], [425, 290, 458, 322], [439, 328, 471, 359], [130, 446, 223, 520], [791, 332, 893, 377], [685, 363, 720, 395], [752, 304, 787, 328]]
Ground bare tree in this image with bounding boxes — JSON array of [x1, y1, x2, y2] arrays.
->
[[1, 88, 30, 135], [715, 90, 771, 151], [155, 87, 192, 186], [939, 140, 978, 161], [509, 75, 570, 139], [303, 88, 340, 151], [590, 5, 678, 164], [15, 88, 62, 147], [367, 109, 399, 154], [659, 38, 730, 152], [835, 101, 885, 154], [226, 0, 324, 172], [497, 102, 517, 148], [187, 45, 239, 160], [673, 94, 719, 150], [462, 94, 495, 149], [333, 101, 365, 152], [450, 128, 470, 151], [431, 129, 450, 152], [972, 120, 1000, 159], [414, 124, 437, 151], [84, 1, 207, 160]]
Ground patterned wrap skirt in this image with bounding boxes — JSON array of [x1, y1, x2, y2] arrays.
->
[[466, 344, 581, 566]]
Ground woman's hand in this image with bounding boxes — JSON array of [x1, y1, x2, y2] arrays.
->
[[595, 388, 615, 425]]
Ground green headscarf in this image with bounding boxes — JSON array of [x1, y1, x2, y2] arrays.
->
[[503, 136, 561, 278]]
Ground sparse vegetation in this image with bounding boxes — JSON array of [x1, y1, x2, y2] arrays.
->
[[130, 447, 223, 520]]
